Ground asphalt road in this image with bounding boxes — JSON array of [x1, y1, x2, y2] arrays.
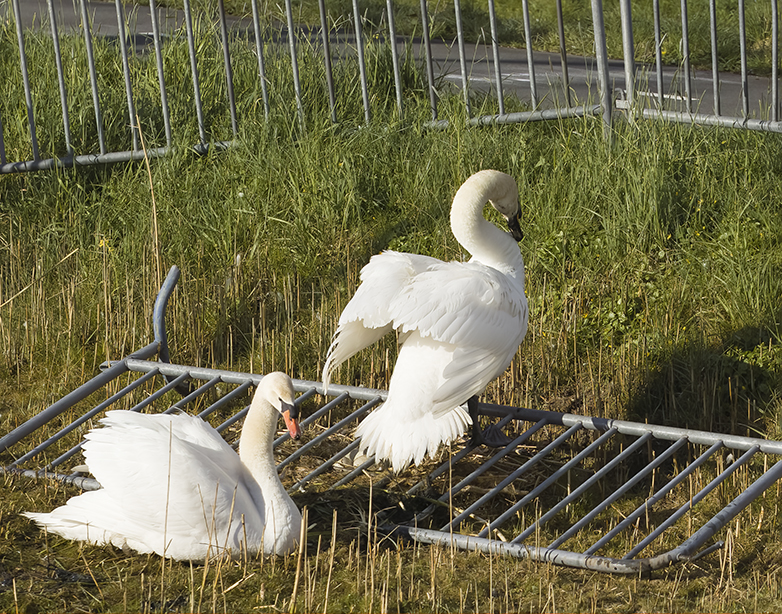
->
[[11, 0, 776, 118]]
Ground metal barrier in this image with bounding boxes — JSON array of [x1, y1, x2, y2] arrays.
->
[[3, 265, 782, 574]]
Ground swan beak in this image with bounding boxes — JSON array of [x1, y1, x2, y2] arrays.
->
[[281, 402, 301, 440], [506, 209, 524, 242]]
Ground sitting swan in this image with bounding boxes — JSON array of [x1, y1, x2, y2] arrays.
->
[[323, 170, 528, 472], [24, 372, 302, 560]]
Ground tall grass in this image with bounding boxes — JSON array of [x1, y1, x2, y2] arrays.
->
[[1, 16, 782, 613]]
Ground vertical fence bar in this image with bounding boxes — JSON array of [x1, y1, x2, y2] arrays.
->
[[387, 0, 405, 119], [318, 0, 337, 123], [556, 0, 571, 107], [217, 0, 239, 137], [284, 0, 305, 130], [352, 0, 372, 124], [184, 0, 208, 141], [148, 0, 172, 146], [453, 0, 471, 118], [591, 0, 612, 138], [680, 0, 692, 114], [653, 0, 664, 109], [250, 0, 270, 122], [487, 0, 505, 115], [521, 0, 537, 108], [47, 0, 73, 156], [0, 112, 5, 164], [79, 0, 106, 155], [419, 0, 438, 121], [738, 0, 750, 119], [708, 0, 721, 116], [619, 0, 635, 112], [773, 0, 780, 122], [114, 0, 139, 151], [12, 0, 40, 161]]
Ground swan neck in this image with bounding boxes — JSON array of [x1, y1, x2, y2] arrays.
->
[[238, 401, 283, 491]]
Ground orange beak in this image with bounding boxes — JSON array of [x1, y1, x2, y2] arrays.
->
[[282, 404, 301, 440]]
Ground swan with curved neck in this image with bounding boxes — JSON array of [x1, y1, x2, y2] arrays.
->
[[24, 372, 302, 560], [323, 170, 528, 472]]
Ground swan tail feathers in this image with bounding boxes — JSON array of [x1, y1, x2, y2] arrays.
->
[[356, 401, 471, 473], [322, 321, 391, 391]]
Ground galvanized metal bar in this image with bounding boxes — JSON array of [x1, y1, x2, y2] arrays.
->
[[198, 380, 253, 421], [653, 0, 664, 109], [452, 0, 471, 118], [12, 0, 40, 160], [0, 341, 158, 455], [487, 0, 505, 115], [555, 0, 571, 107], [0, 146, 173, 174], [152, 265, 180, 366], [113, 0, 139, 151], [419, 0, 438, 121], [79, 0, 106, 154], [619, 0, 635, 112], [330, 454, 380, 488], [426, 104, 602, 130], [290, 439, 361, 492], [166, 376, 221, 413], [631, 106, 782, 133], [387, 0, 405, 118], [549, 437, 688, 550], [126, 371, 191, 415], [482, 403, 782, 455], [708, 0, 721, 116], [184, 0, 208, 141], [10, 369, 160, 469], [443, 421, 574, 532], [406, 413, 517, 497], [284, 0, 305, 130], [250, 0, 270, 121], [680, 0, 692, 114], [352, 0, 371, 124], [273, 390, 346, 447], [478, 427, 619, 538], [521, 0, 537, 107], [773, 0, 780, 122], [0, 110, 6, 164], [217, 0, 239, 137], [318, 0, 337, 123], [148, 0, 172, 146], [623, 444, 760, 559], [511, 433, 653, 544], [47, 0, 73, 155], [738, 0, 750, 119], [586, 440, 723, 555], [277, 396, 383, 470], [590, 0, 612, 137]]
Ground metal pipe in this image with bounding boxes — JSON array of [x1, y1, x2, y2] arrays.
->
[[113, 0, 139, 150], [425, 104, 602, 130], [331, 454, 380, 488], [738, 0, 750, 119], [152, 265, 181, 367], [184, 0, 208, 141], [653, 0, 664, 109], [284, 0, 305, 130], [0, 145, 174, 174], [250, 0, 270, 121], [319, 0, 337, 123], [352, 0, 371, 124], [479, 427, 619, 538], [488, 0, 505, 114], [419, 0, 438, 120], [217, 0, 239, 136], [148, 0, 172, 145], [273, 391, 348, 447], [619, 0, 635, 112], [587, 440, 722, 555], [590, 0, 612, 138], [521, 0, 537, 108], [773, 0, 779, 122], [623, 444, 760, 559], [708, 0, 721, 116], [47, 0, 73, 155], [387, 0, 405, 118], [290, 439, 361, 492], [198, 381, 253, 420], [680, 0, 692, 114], [555, 0, 571, 107], [12, 0, 40, 160]]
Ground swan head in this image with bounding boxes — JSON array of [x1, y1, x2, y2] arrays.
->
[[257, 372, 301, 440], [485, 173, 523, 243]]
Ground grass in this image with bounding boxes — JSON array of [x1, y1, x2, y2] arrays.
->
[[2, 15, 782, 614]]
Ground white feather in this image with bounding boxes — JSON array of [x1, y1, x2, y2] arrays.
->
[[323, 170, 529, 472], [24, 372, 302, 561]]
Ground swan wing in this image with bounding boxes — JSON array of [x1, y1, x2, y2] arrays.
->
[[323, 250, 441, 386]]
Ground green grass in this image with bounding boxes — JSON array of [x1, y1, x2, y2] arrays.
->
[[2, 18, 782, 613]]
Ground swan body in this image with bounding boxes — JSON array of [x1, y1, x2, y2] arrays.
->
[[323, 170, 528, 472], [24, 372, 302, 560]]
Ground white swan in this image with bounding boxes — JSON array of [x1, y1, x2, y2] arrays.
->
[[323, 170, 528, 472], [24, 372, 302, 560]]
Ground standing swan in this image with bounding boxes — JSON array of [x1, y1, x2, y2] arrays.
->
[[24, 372, 302, 560], [323, 170, 528, 472]]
